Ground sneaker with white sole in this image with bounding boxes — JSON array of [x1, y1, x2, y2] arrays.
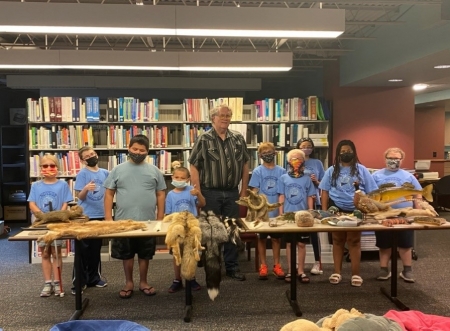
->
[[40, 282, 53, 297], [376, 270, 391, 281], [400, 271, 415, 283], [310, 261, 323, 275], [95, 280, 108, 288], [71, 285, 87, 295], [54, 282, 61, 296]]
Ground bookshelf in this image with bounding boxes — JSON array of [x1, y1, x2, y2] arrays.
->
[[25, 96, 332, 262], [0, 125, 29, 223]]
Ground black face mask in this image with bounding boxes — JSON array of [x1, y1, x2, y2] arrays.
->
[[129, 151, 147, 164], [340, 153, 354, 163], [85, 156, 98, 167]]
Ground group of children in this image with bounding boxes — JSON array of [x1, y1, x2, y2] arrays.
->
[[30, 133, 395, 297]]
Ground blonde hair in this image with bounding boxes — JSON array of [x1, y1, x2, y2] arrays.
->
[[257, 142, 275, 154], [286, 149, 305, 161], [40, 154, 60, 170], [384, 147, 405, 159], [209, 104, 232, 122]]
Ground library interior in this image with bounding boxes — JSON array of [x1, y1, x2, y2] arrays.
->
[[2, 1, 450, 331]]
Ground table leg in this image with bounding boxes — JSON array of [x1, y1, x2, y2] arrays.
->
[[285, 234, 302, 317], [69, 239, 89, 320], [380, 231, 409, 311], [184, 279, 193, 322]]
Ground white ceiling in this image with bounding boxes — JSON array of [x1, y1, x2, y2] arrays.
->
[[0, 0, 448, 106]]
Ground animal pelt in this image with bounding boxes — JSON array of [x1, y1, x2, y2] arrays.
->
[[236, 189, 282, 224], [32, 205, 89, 227], [198, 211, 229, 301], [221, 216, 245, 248], [163, 211, 204, 280], [38, 220, 148, 244]]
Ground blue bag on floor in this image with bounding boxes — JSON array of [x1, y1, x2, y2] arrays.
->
[[50, 320, 150, 331]]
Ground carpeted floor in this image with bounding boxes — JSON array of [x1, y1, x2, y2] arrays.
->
[[1, 216, 450, 331]]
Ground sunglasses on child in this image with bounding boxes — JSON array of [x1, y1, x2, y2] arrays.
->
[[40, 164, 57, 169]]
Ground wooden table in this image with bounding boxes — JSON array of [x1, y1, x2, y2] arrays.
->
[[240, 220, 450, 316]]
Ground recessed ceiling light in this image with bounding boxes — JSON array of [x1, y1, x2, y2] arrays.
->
[[388, 79, 403, 82], [413, 84, 428, 91], [434, 65, 450, 69]]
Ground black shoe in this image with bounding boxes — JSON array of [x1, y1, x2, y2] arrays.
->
[[226, 270, 246, 281]]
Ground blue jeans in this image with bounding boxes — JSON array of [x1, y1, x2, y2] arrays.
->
[[202, 188, 240, 272]]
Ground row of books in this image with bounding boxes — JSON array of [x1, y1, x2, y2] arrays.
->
[[29, 150, 189, 177], [29, 124, 189, 150], [254, 96, 330, 122], [26, 97, 161, 123], [27, 96, 331, 124], [183, 97, 244, 122]]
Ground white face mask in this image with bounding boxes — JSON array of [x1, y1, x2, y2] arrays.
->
[[172, 180, 188, 188]]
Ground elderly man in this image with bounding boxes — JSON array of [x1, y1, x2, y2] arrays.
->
[[189, 104, 250, 281]]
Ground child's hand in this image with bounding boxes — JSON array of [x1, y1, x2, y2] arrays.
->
[[310, 174, 317, 183], [190, 184, 199, 196], [85, 181, 96, 191]]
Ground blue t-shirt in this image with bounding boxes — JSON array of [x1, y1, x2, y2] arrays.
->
[[372, 168, 422, 209], [249, 164, 287, 217], [74, 167, 110, 218], [319, 163, 378, 211], [165, 185, 198, 216], [277, 174, 315, 212], [103, 161, 166, 221], [303, 158, 325, 205], [28, 180, 74, 212]]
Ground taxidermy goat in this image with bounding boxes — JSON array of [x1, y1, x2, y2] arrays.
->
[[32, 205, 89, 227], [164, 211, 204, 281], [198, 211, 229, 301], [236, 189, 282, 224]]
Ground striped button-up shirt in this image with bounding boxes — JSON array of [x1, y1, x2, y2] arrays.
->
[[189, 127, 250, 190]]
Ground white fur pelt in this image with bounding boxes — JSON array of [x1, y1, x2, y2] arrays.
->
[[198, 211, 229, 301], [164, 211, 204, 281]]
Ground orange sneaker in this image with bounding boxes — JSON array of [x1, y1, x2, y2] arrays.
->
[[259, 264, 268, 280], [273, 264, 285, 280]]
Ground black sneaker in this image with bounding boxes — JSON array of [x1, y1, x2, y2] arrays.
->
[[168, 279, 183, 293], [226, 270, 246, 281]]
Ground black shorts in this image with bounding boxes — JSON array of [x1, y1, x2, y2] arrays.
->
[[375, 230, 414, 249], [286, 233, 311, 244], [259, 233, 283, 240], [111, 237, 156, 260]]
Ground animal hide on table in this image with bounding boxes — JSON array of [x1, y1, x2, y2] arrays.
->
[[38, 220, 148, 244], [163, 211, 203, 281], [236, 189, 282, 224], [32, 205, 89, 227], [198, 211, 229, 301]]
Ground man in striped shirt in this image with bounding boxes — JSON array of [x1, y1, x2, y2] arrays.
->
[[189, 104, 250, 281]]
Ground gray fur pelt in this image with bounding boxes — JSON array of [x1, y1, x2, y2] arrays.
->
[[198, 211, 229, 301]]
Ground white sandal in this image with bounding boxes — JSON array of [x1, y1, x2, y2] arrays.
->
[[351, 275, 363, 287], [329, 273, 342, 285]]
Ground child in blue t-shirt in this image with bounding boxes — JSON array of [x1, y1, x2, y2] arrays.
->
[[28, 154, 74, 297], [249, 142, 287, 281], [277, 149, 315, 284], [165, 166, 206, 293]]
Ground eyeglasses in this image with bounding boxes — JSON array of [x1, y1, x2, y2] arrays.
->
[[41, 164, 57, 169], [386, 158, 402, 161], [83, 152, 97, 161], [217, 114, 232, 119]]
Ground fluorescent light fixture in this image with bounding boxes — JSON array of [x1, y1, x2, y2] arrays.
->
[[0, 49, 292, 72], [434, 65, 450, 69], [388, 79, 403, 82], [0, 2, 345, 38], [413, 84, 428, 91], [179, 52, 292, 72]]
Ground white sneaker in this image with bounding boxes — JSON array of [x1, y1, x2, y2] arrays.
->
[[310, 261, 323, 275], [40, 282, 53, 297]]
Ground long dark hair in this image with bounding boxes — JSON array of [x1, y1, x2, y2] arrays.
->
[[296, 138, 315, 158], [331, 139, 361, 187]]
